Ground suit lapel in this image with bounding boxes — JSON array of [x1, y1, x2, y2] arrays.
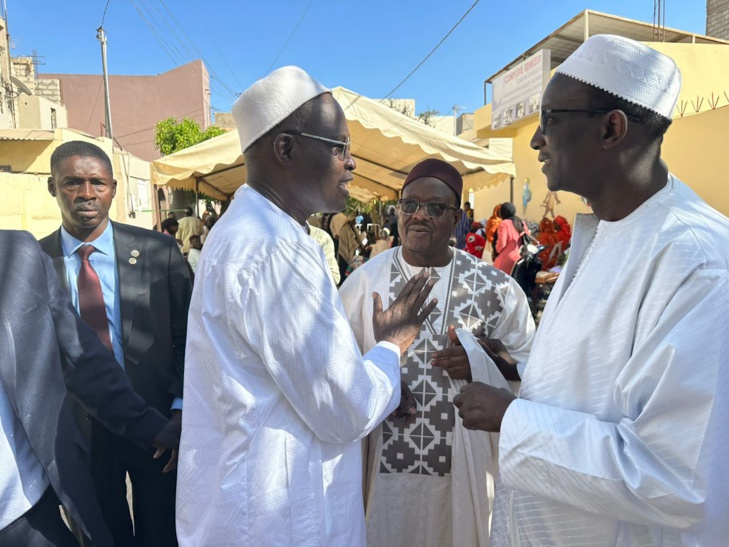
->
[[43, 230, 71, 296], [112, 222, 143, 351]]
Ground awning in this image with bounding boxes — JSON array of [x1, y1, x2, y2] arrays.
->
[[150, 86, 515, 202], [0, 129, 56, 141]]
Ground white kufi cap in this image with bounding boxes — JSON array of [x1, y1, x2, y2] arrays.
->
[[556, 34, 681, 119], [232, 66, 329, 152]]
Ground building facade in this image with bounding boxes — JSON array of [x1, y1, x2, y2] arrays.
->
[[707, 0, 729, 39], [39, 60, 211, 161]]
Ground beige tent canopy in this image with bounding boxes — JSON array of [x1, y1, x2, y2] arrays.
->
[[150, 87, 515, 203]]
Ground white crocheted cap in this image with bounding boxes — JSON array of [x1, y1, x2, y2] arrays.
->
[[232, 66, 330, 152], [555, 34, 681, 119]]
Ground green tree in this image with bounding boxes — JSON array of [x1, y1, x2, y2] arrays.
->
[[154, 117, 226, 155], [154, 117, 227, 208]]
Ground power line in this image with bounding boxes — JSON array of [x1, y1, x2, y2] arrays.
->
[[142, 0, 192, 61], [264, 0, 314, 76], [114, 102, 227, 140], [85, 78, 105, 133], [128, 0, 237, 103], [128, 0, 184, 66], [101, 0, 113, 26], [381, 0, 480, 100], [187, 0, 243, 90], [152, 0, 239, 96]]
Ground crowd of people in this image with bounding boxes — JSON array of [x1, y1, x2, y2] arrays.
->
[[2, 34, 729, 547]]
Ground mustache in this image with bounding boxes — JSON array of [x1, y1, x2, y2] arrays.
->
[[73, 201, 100, 212]]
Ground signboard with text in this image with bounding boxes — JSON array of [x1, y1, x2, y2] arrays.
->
[[492, 49, 551, 130]]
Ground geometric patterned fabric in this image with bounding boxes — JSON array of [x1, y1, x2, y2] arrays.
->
[[379, 249, 509, 477]]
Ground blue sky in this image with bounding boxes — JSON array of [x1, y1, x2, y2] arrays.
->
[[7, 0, 708, 118]]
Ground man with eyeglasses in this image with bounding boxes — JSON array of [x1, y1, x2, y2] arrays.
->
[[455, 35, 729, 546], [340, 158, 535, 547], [176, 66, 438, 547]]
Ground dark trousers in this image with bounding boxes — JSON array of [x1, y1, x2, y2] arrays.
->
[[88, 420, 177, 547], [0, 487, 78, 547]]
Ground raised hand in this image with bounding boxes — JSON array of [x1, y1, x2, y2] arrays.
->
[[372, 269, 437, 355]]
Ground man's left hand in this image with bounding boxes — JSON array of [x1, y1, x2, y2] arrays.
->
[[153, 410, 181, 473], [453, 382, 515, 432], [431, 325, 471, 380]]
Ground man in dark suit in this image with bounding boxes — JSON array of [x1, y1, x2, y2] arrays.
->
[[40, 141, 192, 546], [0, 229, 179, 547]]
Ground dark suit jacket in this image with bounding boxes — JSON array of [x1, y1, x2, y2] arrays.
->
[[0, 230, 168, 546], [40, 221, 193, 416]]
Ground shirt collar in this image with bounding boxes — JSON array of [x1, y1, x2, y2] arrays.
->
[[60, 221, 115, 258]]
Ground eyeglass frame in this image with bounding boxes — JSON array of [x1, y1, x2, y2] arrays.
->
[[281, 129, 351, 161], [539, 108, 642, 134], [397, 198, 459, 219]]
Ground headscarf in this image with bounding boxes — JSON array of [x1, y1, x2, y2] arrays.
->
[[499, 202, 523, 233], [485, 205, 502, 244]]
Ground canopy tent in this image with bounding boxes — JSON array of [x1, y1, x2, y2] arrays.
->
[[150, 87, 515, 203]]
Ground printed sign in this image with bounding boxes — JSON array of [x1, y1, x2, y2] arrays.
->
[[492, 49, 551, 130]]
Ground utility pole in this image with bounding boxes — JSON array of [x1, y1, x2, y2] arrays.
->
[[97, 26, 113, 140]]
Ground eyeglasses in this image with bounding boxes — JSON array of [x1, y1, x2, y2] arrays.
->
[[282, 130, 351, 161], [539, 109, 641, 134], [397, 198, 458, 218]]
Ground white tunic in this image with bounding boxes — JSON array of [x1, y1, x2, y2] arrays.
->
[[177, 185, 401, 547], [492, 175, 729, 546], [341, 248, 534, 547]]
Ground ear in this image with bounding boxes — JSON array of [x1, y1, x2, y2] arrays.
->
[[111, 179, 117, 199], [47, 176, 56, 197], [272, 134, 296, 166], [601, 110, 629, 150], [452, 208, 462, 228]]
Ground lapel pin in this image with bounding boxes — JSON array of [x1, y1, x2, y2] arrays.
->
[[131, 249, 140, 257], [129, 258, 137, 265]]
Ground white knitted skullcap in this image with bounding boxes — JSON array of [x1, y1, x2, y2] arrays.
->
[[556, 34, 681, 119], [232, 66, 329, 152]]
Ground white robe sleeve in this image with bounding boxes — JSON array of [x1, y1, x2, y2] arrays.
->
[[339, 265, 375, 354], [498, 269, 729, 529], [489, 277, 535, 364], [236, 241, 400, 445]]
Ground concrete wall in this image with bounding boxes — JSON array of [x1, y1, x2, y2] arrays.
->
[[39, 60, 211, 162], [214, 112, 236, 130], [457, 113, 474, 136], [17, 95, 68, 129], [0, 18, 14, 129], [430, 115, 456, 135], [707, 0, 729, 39]]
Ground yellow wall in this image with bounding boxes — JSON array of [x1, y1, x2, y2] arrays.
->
[[662, 105, 729, 215], [473, 42, 729, 224], [472, 117, 588, 225], [473, 106, 729, 225], [0, 131, 155, 238]]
